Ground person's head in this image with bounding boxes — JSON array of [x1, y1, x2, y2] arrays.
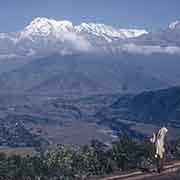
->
[[157, 127, 168, 139]]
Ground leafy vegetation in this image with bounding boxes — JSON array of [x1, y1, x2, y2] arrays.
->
[[0, 115, 48, 149], [170, 138, 180, 160], [0, 136, 180, 179], [0, 136, 156, 180]]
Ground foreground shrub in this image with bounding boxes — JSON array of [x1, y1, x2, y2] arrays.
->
[[1, 136, 179, 179]]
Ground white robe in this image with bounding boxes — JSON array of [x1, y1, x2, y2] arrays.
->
[[150, 127, 168, 159]]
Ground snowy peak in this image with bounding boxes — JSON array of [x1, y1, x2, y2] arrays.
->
[[1, 17, 180, 59], [18, 17, 149, 41], [118, 29, 148, 38], [169, 21, 180, 30], [23, 17, 74, 37], [75, 23, 126, 38], [23, 18, 148, 40], [75, 22, 148, 39]]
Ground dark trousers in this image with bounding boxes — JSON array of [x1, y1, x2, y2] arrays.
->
[[156, 153, 166, 173]]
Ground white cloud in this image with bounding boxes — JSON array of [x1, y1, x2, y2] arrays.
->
[[0, 18, 180, 59], [60, 32, 94, 53], [120, 43, 180, 55], [0, 53, 19, 59]]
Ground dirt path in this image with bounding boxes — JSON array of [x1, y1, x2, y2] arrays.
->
[[98, 161, 180, 180]]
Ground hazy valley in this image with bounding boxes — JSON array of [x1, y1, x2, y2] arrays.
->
[[0, 17, 180, 153], [1, 3, 180, 177]]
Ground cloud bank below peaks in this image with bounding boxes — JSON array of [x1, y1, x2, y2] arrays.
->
[[119, 44, 180, 55], [0, 17, 180, 59]]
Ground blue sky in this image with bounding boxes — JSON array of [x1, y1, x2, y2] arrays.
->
[[0, 0, 180, 32]]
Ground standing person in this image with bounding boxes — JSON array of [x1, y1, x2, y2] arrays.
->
[[150, 127, 168, 173]]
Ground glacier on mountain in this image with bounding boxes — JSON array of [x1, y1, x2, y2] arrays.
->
[[169, 20, 180, 30], [0, 17, 180, 59]]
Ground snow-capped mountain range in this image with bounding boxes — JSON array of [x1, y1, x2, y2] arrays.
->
[[0, 17, 180, 59]]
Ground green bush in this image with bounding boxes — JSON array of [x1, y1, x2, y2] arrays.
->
[[0, 136, 177, 179]]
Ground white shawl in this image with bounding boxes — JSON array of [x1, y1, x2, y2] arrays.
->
[[150, 127, 168, 159]]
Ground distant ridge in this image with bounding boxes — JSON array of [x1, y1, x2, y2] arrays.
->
[[96, 86, 180, 128], [0, 17, 180, 59]]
